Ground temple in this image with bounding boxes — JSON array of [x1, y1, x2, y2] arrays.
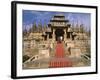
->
[[42, 14, 73, 42]]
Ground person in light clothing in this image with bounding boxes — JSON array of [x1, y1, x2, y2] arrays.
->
[[60, 36, 63, 41]]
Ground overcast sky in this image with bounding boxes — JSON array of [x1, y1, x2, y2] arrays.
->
[[23, 10, 91, 31]]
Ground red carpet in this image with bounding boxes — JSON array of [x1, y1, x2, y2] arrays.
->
[[55, 43, 64, 58], [49, 58, 72, 68], [49, 42, 72, 68]]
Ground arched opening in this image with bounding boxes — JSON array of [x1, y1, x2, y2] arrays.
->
[[55, 28, 64, 41]]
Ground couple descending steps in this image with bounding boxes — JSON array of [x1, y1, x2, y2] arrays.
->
[[49, 41, 73, 68]]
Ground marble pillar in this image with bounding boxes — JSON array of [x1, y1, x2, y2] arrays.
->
[[52, 29, 55, 41], [70, 32, 72, 40], [47, 34, 49, 40], [64, 29, 66, 41]]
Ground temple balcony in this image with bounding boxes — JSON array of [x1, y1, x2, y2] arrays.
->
[[51, 18, 65, 21], [50, 23, 68, 26]]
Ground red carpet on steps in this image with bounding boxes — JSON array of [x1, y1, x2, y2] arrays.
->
[[55, 43, 64, 58], [49, 58, 72, 68], [49, 42, 72, 68]]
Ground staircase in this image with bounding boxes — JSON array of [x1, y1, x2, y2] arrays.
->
[[49, 42, 72, 68]]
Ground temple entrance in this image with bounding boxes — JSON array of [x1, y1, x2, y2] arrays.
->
[[55, 28, 64, 41]]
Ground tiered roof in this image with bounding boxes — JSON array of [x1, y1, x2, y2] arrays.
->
[[48, 14, 70, 28]]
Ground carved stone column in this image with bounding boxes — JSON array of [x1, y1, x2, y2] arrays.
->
[[64, 29, 66, 41], [70, 32, 72, 40], [47, 34, 49, 40], [52, 29, 55, 41]]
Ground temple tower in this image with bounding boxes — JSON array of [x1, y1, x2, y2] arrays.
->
[[48, 14, 72, 42]]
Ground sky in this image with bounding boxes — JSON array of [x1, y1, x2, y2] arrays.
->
[[23, 10, 91, 31]]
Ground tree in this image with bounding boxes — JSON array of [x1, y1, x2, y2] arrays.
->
[[87, 29, 91, 37], [32, 22, 37, 32], [75, 23, 79, 33], [28, 27, 32, 33], [80, 24, 85, 33], [38, 22, 42, 32], [23, 28, 28, 37], [43, 23, 47, 31]]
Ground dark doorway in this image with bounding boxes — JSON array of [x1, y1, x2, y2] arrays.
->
[[55, 28, 64, 41]]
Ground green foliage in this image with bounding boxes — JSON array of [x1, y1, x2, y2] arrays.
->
[[32, 22, 37, 32], [80, 24, 85, 33], [23, 55, 30, 63], [38, 23, 42, 32], [23, 29, 27, 36]]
